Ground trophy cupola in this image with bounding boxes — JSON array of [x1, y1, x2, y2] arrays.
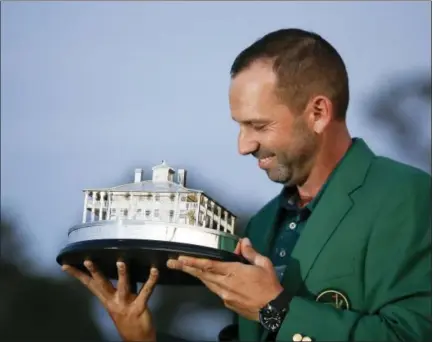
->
[[152, 160, 175, 182]]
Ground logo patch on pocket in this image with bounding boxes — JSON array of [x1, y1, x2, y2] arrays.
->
[[316, 289, 350, 310]]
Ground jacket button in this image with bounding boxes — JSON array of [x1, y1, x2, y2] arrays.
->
[[293, 333, 303, 341], [302, 337, 312, 341]]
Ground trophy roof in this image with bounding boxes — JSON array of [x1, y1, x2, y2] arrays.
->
[[151, 160, 174, 171], [84, 180, 202, 194]]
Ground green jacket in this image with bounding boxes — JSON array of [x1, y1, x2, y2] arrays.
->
[[238, 139, 431, 342]]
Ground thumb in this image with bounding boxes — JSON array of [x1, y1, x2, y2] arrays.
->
[[233, 240, 242, 255], [241, 238, 268, 268]]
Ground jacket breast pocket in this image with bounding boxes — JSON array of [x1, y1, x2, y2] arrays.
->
[[308, 255, 357, 284], [305, 259, 362, 311]]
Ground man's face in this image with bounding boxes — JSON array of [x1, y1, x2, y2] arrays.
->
[[229, 62, 319, 186]]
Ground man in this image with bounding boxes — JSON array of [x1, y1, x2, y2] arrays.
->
[[62, 28, 431, 341]]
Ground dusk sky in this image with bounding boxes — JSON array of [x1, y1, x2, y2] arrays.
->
[[2, 1, 430, 340]]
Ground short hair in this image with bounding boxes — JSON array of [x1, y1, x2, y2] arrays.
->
[[230, 28, 349, 120]]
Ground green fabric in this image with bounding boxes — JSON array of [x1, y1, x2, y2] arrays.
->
[[270, 146, 345, 267], [238, 138, 432, 342]]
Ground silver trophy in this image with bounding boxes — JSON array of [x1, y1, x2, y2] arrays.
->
[[56, 161, 245, 285]]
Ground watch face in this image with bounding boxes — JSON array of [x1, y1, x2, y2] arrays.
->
[[259, 305, 282, 332], [261, 315, 281, 332]]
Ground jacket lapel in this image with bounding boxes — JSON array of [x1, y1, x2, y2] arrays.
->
[[289, 139, 375, 282]]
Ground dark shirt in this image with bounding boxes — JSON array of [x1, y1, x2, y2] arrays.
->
[[270, 186, 324, 273]]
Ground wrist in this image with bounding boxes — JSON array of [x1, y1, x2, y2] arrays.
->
[[120, 333, 156, 342], [271, 287, 293, 310], [143, 329, 157, 342], [271, 284, 285, 302], [258, 288, 292, 333], [118, 327, 156, 342]]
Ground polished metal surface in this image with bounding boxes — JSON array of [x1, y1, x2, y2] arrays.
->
[[67, 220, 239, 252]]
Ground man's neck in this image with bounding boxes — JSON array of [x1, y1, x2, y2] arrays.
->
[[297, 126, 352, 202]]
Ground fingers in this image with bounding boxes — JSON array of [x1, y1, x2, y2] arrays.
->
[[173, 256, 230, 275], [233, 240, 241, 255], [116, 261, 130, 300], [62, 261, 114, 301], [83, 260, 115, 295], [136, 267, 159, 309], [168, 259, 224, 284], [240, 238, 270, 268], [62, 264, 93, 288], [239, 238, 257, 264], [83, 260, 105, 284], [200, 279, 243, 310], [62, 263, 109, 304], [201, 278, 226, 299]]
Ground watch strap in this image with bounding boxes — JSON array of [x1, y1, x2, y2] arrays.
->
[[270, 288, 292, 311], [259, 288, 292, 333]]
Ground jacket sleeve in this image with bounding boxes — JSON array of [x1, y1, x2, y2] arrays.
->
[[276, 175, 432, 342], [217, 218, 256, 342]]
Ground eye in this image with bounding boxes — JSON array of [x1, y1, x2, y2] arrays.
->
[[251, 123, 266, 131]]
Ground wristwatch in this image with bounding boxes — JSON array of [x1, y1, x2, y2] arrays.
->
[[259, 289, 292, 333]]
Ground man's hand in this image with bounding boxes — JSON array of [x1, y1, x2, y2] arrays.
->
[[62, 260, 158, 342], [167, 238, 283, 321]]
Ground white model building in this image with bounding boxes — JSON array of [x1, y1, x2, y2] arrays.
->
[[67, 161, 238, 251]]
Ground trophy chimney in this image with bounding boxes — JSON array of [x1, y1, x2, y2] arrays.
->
[[177, 169, 187, 186], [134, 168, 143, 183]]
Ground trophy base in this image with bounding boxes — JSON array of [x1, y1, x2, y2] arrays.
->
[[56, 239, 246, 286]]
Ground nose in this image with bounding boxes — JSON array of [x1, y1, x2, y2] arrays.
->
[[238, 131, 259, 156]]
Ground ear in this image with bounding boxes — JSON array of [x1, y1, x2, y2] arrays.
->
[[307, 95, 333, 134]]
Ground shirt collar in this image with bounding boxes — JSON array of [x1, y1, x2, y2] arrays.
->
[[278, 138, 358, 212], [279, 185, 321, 213]]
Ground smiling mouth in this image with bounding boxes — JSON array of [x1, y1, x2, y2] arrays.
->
[[258, 156, 275, 169]]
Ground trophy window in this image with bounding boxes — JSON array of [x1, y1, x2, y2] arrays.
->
[[136, 209, 142, 219]]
